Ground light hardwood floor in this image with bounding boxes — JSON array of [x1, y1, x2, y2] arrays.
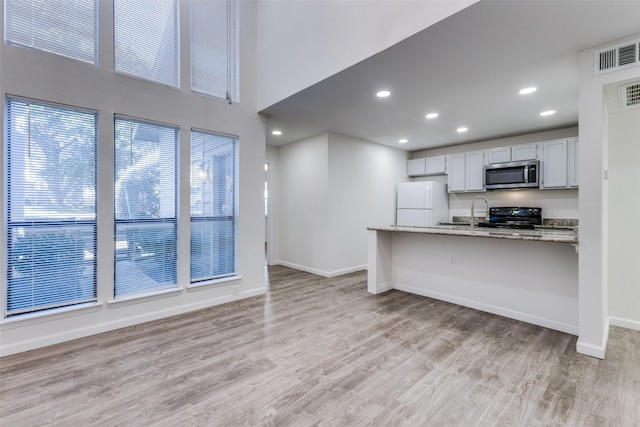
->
[[1, 265, 639, 426]]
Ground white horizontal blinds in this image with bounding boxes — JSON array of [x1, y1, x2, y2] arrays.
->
[[191, 0, 239, 101], [4, 0, 97, 64], [113, 0, 180, 87], [6, 97, 97, 316], [190, 131, 237, 282], [114, 117, 178, 296]]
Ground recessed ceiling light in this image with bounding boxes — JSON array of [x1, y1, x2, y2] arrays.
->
[[425, 113, 439, 119], [272, 130, 282, 135], [457, 127, 468, 133], [398, 139, 408, 144], [376, 90, 391, 98], [540, 110, 556, 116], [519, 87, 537, 95]]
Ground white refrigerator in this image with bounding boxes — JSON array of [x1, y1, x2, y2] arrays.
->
[[396, 181, 448, 227]]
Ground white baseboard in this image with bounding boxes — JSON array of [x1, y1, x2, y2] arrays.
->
[[576, 317, 609, 359], [273, 260, 366, 278], [609, 316, 640, 331], [394, 282, 579, 336], [373, 281, 394, 294]]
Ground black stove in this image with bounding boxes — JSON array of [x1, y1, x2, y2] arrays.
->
[[477, 207, 541, 230]]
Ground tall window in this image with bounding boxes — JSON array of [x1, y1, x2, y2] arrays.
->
[[5, 98, 97, 316], [114, 117, 177, 296], [114, 0, 179, 87], [190, 0, 239, 102], [190, 130, 237, 282], [4, 0, 98, 64]]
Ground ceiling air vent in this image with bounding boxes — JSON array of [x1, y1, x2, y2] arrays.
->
[[620, 83, 640, 108], [594, 39, 640, 75]]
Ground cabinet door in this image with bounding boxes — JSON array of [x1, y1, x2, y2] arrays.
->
[[465, 150, 485, 192], [542, 139, 568, 188], [446, 153, 466, 192], [487, 147, 511, 164], [567, 138, 579, 187], [511, 143, 537, 161], [407, 158, 426, 176], [425, 156, 446, 175]]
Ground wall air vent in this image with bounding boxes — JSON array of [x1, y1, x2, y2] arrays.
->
[[594, 39, 640, 75], [620, 83, 640, 108]]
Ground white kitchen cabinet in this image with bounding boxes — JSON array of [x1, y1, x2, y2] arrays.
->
[[446, 150, 484, 192], [407, 158, 426, 176], [407, 155, 446, 177], [511, 143, 538, 161], [425, 156, 446, 175], [466, 150, 485, 191], [487, 147, 511, 164], [446, 153, 466, 192], [567, 138, 579, 187], [541, 139, 568, 188], [487, 143, 537, 164]]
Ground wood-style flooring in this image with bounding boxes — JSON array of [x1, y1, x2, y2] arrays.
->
[[1, 265, 639, 426]]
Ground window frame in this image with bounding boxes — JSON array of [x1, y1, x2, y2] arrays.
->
[[189, 129, 238, 283], [4, 96, 98, 317], [113, 116, 179, 298]]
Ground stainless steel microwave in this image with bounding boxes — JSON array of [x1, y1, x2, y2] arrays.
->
[[484, 160, 539, 190]]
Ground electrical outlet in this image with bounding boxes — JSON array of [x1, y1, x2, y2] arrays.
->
[[449, 257, 456, 267], [232, 286, 239, 297]]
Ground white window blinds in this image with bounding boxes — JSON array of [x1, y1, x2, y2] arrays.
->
[[4, 0, 98, 64], [114, 117, 178, 296], [6, 97, 98, 316], [114, 0, 180, 87], [190, 0, 239, 102], [190, 130, 237, 282]]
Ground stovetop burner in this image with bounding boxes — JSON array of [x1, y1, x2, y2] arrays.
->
[[478, 207, 541, 230]]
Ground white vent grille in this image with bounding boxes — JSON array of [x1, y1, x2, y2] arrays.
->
[[620, 83, 640, 108], [594, 39, 640, 75]]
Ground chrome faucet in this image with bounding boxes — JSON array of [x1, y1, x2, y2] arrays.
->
[[470, 196, 489, 227]]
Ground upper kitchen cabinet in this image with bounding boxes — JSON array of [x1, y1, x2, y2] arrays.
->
[[407, 155, 446, 177], [541, 138, 579, 189], [486, 143, 537, 164], [446, 150, 485, 192]]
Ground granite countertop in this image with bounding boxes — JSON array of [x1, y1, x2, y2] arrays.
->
[[368, 224, 578, 245]]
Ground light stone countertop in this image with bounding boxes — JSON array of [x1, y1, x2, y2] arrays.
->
[[368, 224, 578, 245]]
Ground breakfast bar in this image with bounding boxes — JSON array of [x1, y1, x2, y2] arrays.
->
[[367, 225, 579, 334]]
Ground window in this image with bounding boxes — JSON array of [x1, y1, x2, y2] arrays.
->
[[114, 117, 177, 296], [5, 98, 97, 316], [4, 0, 98, 64], [113, 0, 179, 87], [190, 0, 239, 102], [190, 130, 237, 282]]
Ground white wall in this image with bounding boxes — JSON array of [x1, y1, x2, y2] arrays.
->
[[412, 127, 580, 220], [577, 33, 640, 358], [605, 84, 640, 330], [256, 0, 477, 110], [0, 1, 266, 356], [277, 134, 330, 274], [327, 134, 408, 274], [274, 132, 407, 276], [266, 145, 280, 265]]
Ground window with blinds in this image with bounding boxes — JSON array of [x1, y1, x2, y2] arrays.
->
[[5, 97, 98, 316], [113, 0, 180, 87], [190, 0, 239, 102], [4, 0, 98, 64], [190, 130, 237, 282], [114, 117, 178, 296]]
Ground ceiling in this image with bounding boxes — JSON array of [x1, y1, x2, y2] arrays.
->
[[260, 0, 640, 152]]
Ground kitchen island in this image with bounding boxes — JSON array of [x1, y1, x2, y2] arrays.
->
[[368, 225, 579, 334]]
